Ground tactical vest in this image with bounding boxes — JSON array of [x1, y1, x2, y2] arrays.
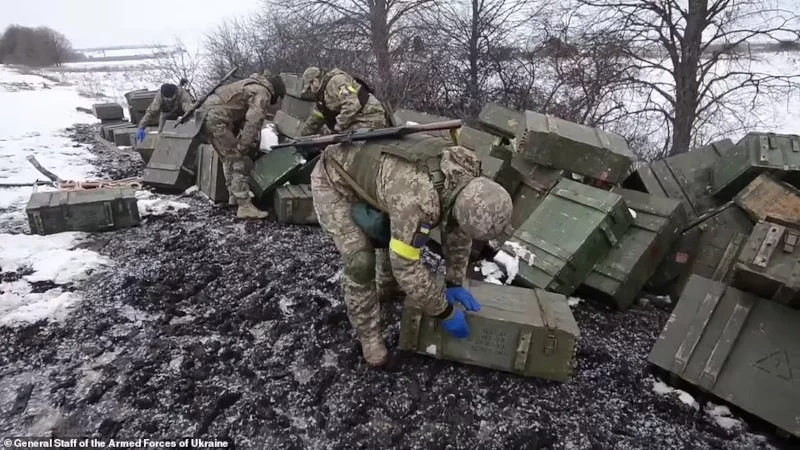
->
[[316, 71, 372, 130], [336, 134, 473, 226], [215, 77, 277, 106]]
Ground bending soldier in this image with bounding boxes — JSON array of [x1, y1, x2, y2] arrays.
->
[[199, 71, 286, 219], [299, 67, 390, 136], [311, 133, 513, 367], [136, 82, 194, 140]]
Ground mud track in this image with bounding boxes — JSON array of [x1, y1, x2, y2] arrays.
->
[[0, 124, 790, 449]]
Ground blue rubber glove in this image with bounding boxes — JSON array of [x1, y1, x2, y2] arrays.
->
[[443, 309, 470, 338], [136, 127, 146, 142], [445, 286, 481, 312]]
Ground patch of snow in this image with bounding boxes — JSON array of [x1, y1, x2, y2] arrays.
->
[[321, 349, 338, 368], [425, 345, 437, 355], [492, 250, 519, 284], [480, 260, 503, 277], [135, 190, 190, 217], [628, 208, 637, 219], [0, 232, 109, 284], [405, 121, 420, 125], [0, 66, 99, 226], [706, 402, 743, 430], [0, 232, 110, 327], [278, 295, 295, 316], [260, 124, 280, 152], [567, 297, 584, 307], [0, 287, 79, 327], [483, 276, 503, 285], [678, 391, 700, 410], [651, 379, 699, 410], [503, 241, 536, 266]]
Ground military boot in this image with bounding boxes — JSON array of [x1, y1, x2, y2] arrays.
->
[[236, 199, 268, 219], [359, 333, 389, 367]]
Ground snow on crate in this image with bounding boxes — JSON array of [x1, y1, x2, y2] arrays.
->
[[260, 124, 279, 152], [0, 232, 110, 326]]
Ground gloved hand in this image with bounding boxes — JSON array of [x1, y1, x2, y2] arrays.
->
[[442, 309, 470, 338], [446, 286, 481, 312], [136, 127, 146, 142]]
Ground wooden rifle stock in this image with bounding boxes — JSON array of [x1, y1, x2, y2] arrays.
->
[[265, 119, 463, 152]]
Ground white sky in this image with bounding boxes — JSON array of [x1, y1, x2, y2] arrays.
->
[[0, 0, 261, 49]]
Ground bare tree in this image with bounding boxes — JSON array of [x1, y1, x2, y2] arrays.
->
[[267, 0, 438, 104], [577, 0, 800, 157], [0, 25, 78, 66], [426, 0, 529, 119], [149, 37, 205, 98]]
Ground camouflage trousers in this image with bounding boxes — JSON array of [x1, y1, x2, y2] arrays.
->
[[202, 107, 253, 201], [310, 154, 400, 342]]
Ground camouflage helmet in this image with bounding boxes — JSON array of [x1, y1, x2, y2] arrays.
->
[[452, 177, 512, 241], [301, 67, 322, 94]]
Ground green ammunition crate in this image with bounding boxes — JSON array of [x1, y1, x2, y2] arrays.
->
[[505, 177, 634, 295], [399, 278, 579, 382], [248, 147, 306, 203], [649, 275, 800, 438], [26, 187, 140, 235], [579, 188, 685, 309], [196, 144, 228, 203], [625, 139, 733, 219], [478, 102, 524, 140], [273, 184, 317, 225], [711, 132, 800, 201], [732, 220, 800, 308], [516, 110, 635, 184]]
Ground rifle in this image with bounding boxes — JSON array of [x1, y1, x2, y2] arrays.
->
[[265, 119, 464, 152], [175, 66, 239, 127]]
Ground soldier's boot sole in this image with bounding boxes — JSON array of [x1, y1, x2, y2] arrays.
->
[[359, 335, 389, 368]]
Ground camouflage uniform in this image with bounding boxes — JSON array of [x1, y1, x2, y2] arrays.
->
[[138, 87, 194, 132], [311, 134, 513, 366], [200, 73, 284, 217], [299, 67, 389, 136]]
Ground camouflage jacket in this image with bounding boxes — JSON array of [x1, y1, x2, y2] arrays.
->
[[323, 138, 481, 315], [138, 88, 193, 129], [300, 68, 386, 136], [202, 75, 276, 152]]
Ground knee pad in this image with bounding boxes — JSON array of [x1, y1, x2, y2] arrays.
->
[[344, 249, 376, 285]]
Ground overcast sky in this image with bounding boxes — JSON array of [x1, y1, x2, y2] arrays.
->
[[0, 0, 261, 49]]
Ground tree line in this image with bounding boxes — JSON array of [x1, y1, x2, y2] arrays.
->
[[0, 25, 79, 67], [158, 0, 800, 160]]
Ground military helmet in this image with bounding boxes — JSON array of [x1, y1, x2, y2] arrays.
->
[[160, 83, 178, 99], [452, 177, 512, 241], [301, 67, 322, 94]]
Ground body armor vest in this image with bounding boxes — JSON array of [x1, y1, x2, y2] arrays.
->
[[340, 134, 473, 226], [316, 70, 372, 130], [214, 77, 276, 106]]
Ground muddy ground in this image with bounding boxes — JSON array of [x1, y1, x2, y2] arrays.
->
[[0, 123, 793, 449]]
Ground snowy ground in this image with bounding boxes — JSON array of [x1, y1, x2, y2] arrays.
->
[[0, 63, 797, 448]]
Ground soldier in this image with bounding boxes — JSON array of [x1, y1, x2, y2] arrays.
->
[[136, 82, 194, 140], [299, 67, 390, 136], [311, 133, 513, 367], [199, 71, 286, 219]]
